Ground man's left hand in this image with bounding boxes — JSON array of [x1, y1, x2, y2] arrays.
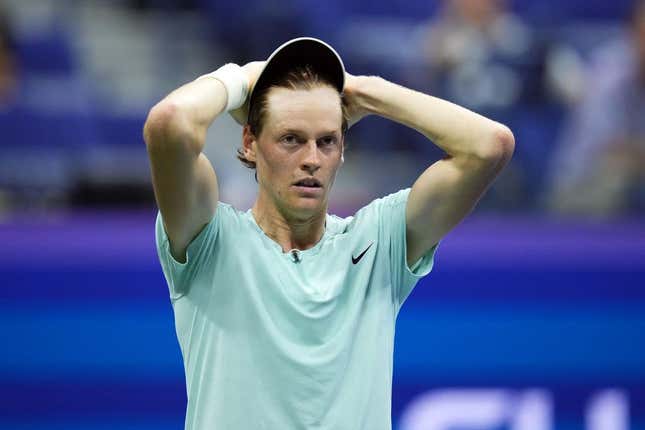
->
[[342, 72, 371, 129]]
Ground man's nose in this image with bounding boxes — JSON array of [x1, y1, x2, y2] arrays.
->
[[301, 141, 321, 172]]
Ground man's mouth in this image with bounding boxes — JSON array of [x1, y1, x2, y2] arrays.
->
[[293, 178, 322, 188]]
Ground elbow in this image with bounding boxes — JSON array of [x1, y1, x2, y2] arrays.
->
[[478, 124, 515, 166], [143, 101, 201, 154], [144, 101, 185, 144]]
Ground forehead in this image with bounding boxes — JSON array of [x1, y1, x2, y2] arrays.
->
[[264, 86, 342, 134]]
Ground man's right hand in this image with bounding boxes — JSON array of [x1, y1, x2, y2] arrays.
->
[[229, 61, 266, 126], [230, 61, 266, 126]]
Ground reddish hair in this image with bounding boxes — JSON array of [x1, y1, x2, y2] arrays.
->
[[237, 65, 348, 169]]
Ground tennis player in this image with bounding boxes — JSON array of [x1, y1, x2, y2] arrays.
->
[[144, 37, 514, 430]]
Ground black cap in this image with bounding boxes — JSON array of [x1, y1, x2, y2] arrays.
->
[[248, 37, 346, 112]]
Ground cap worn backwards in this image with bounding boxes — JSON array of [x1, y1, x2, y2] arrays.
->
[[248, 37, 346, 119]]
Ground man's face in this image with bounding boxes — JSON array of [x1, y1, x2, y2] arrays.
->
[[244, 85, 344, 219]]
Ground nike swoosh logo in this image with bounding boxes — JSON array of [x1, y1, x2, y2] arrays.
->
[[352, 242, 374, 264]]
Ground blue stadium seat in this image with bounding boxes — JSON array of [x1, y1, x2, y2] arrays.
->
[[16, 29, 76, 76]]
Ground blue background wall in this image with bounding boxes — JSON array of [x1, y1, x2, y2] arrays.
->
[[1, 212, 643, 429]]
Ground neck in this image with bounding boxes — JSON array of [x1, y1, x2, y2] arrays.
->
[[252, 193, 327, 253]]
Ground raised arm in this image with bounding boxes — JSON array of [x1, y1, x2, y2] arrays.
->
[[143, 75, 225, 262], [344, 74, 515, 265], [143, 62, 262, 262]]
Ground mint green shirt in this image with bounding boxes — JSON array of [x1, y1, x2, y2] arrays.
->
[[155, 188, 437, 430]]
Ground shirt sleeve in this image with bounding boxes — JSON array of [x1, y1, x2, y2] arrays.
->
[[378, 188, 438, 313], [154, 208, 222, 301]]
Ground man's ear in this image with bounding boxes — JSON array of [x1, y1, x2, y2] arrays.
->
[[242, 124, 257, 163]]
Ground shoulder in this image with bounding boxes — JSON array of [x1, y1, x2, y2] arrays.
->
[[355, 188, 411, 219], [214, 201, 246, 224], [155, 200, 248, 247], [327, 189, 412, 234]]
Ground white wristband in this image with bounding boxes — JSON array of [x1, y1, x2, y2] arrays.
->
[[196, 63, 249, 112]]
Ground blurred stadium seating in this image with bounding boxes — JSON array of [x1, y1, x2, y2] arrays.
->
[[0, 0, 640, 214]]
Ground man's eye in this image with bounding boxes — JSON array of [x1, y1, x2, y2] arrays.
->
[[320, 137, 336, 145], [282, 135, 297, 144]]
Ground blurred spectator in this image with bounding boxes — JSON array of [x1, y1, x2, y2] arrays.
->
[[0, 8, 18, 107], [420, 0, 542, 111], [419, 0, 551, 212], [544, 0, 645, 217]]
